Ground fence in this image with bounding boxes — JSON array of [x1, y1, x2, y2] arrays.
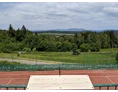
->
[[0, 85, 27, 90], [0, 64, 118, 71], [0, 84, 118, 90], [93, 84, 118, 90]]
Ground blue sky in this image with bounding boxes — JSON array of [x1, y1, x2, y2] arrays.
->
[[0, 2, 118, 31]]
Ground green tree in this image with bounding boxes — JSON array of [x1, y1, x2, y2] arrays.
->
[[57, 36, 65, 42], [23, 34, 39, 51], [37, 40, 48, 51], [16, 28, 25, 42], [105, 31, 117, 48], [0, 38, 17, 53], [16, 42, 24, 51], [80, 43, 90, 52], [21, 25, 27, 35], [60, 41, 72, 51], [46, 41, 57, 51], [56, 42, 62, 52], [90, 42, 100, 52], [99, 33, 110, 48], [81, 31, 91, 43], [74, 33, 84, 48], [0, 30, 8, 42], [116, 53, 118, 62], [8, 24, 15, 37], [72, 43, 78, 51]]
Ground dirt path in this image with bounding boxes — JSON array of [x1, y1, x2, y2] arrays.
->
[[0, 58, 62, 65]]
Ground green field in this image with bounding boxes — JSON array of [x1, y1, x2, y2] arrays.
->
[[0, 48, 117, 64]]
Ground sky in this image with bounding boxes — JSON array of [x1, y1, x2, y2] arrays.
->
[[0, 2, 118, 31]]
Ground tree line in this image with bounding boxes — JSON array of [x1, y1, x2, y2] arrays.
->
[[0, 24, 118, 53]]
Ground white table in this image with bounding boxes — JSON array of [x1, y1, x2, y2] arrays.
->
[[26, 75, 94, 90]]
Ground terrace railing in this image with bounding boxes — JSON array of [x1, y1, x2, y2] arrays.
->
[[0, 85, 27, 90], [93, 84, 118, 90], [0, 64, 118, 71], [0, 84, 118, 90]]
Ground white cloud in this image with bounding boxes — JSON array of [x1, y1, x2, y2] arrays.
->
[[0, 2, 118, 30]]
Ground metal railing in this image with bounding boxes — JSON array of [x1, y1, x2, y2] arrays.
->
[[93, 84, 118, 90], [1, 84, 118, 90]]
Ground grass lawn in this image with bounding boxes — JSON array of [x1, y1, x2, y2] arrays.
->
[[0, 48, 117, 64]]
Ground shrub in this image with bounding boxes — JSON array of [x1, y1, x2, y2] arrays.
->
[[0, 61, 21, 65], [1, 48, 12, 53], [32, 48, 36, 51], [23, 47, 31, 52], [72, 50, 80, 55]]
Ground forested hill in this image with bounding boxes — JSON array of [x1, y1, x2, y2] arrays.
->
[[33, 30, 82, 34], [0, 24, 118, 53], [114, 30, 118, 36], [33, 30, 118, 36]]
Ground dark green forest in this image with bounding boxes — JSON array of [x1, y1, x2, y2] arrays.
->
[[0, 24, 118, 53]]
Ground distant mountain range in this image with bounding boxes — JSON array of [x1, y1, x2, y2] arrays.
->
[[33, 28, 117, 32], [57, 28, 85, 31], [32, 28, 118, 36], [33, 28, 85, 32]]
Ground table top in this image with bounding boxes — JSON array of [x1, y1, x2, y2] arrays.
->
[[26, 75, 94, 90]]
